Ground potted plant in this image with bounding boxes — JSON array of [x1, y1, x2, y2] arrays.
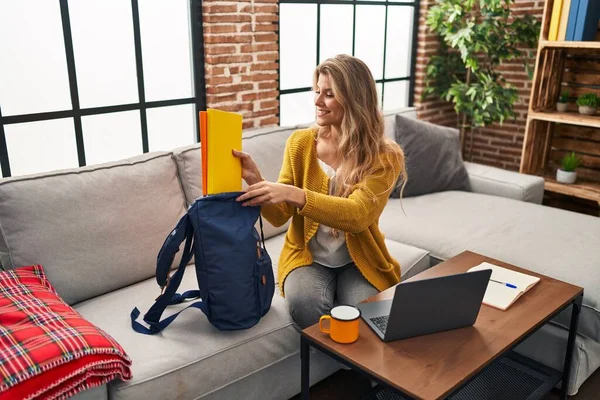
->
[[576, 93, 599, 115], [423, 0, 540, 160], [556, 152, 582, 184], [557, 90, 569, 112]]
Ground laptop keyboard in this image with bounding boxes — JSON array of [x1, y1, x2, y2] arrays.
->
[[370, 315, 389, 333]]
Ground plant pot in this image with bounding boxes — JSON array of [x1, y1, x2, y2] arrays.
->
[[578, 105, 597, 115], [556, 102, 568, 112], [556, 169, 577, 184]]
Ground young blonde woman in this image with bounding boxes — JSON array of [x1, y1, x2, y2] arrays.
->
[[234, 54, 406, 329]]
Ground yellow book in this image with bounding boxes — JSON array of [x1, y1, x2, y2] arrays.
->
[[557, 0, 572, 41], [206, 108, 243, 195], [549, 0, 564, 41]]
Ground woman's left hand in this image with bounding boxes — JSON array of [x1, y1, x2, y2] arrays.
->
[[236, 181, 305, 208]]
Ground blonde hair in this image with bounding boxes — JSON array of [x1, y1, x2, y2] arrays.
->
[[313, 54, 407, 200]]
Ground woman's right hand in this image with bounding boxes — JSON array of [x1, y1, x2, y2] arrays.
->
[[232, 149, 263, 186]]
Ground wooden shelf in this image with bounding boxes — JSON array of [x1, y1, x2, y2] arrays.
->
[[544, 175, 600, 203], [540, 40, 600, 49], [521, 0, 600, 213], [528, 110, 600, 128]]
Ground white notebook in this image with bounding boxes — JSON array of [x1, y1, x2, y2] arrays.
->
[[468, 262, 541, 311]]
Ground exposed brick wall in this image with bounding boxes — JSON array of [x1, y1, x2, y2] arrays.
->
[[469, 0, 544, 171], [413, 0, 458, 129], [414, 0, 544, 171], [202, 0, 279, 129]]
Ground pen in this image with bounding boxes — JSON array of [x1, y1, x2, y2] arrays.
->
[[490, 279, 517, 289]]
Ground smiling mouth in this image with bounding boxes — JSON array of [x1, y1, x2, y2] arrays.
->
[[317, 110, 330, 116]]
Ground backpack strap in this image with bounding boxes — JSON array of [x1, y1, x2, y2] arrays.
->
[[155, 213, 191, 288], [130, 214, 205, 334], [258, 215, 266, 250]]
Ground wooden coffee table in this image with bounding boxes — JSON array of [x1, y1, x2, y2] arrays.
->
[[301, 251, 583, 400]]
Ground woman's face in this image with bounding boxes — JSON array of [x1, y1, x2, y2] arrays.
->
[[314, 74, 344, 128]]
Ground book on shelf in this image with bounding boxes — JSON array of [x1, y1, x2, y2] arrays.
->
[[566, 0, 581, 40], [468, 262, 541, 311], [549, 0, 565, 41], [558, 0, 572, 40], [572, 0, 600, 41], [199, 108, 243, 195], [559, 0, 600, 41]]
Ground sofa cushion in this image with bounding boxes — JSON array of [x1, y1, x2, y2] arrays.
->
[[514, 320, 600, 396], [193, 344, 338, 400], [379, 191, 600, 344], [70, 385, 107, 400], [0, 152, 188, 305], [73, 264, 337, 400], [265, 234, 286, 284], [171, 144, 203, 203], [464, 161, 545, 204], [384, 239, 430, 280], [171, 126, 295, 240], [264, 233, 430, 283], [392, 115, 470, 198], [383, 108, 417, 140]]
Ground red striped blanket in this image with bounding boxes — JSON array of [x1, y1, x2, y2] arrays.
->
[[0, 265, 131, 400]]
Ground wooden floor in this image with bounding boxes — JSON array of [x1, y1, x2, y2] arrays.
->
[[290, 365, 600, 400]]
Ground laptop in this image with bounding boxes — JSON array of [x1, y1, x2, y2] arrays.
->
[[357, 269, 492, 342]]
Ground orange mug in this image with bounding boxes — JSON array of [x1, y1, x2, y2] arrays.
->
[[319, 305, 361, 344]]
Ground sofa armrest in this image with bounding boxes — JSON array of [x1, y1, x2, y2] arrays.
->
[[464, 162, 545, 204]]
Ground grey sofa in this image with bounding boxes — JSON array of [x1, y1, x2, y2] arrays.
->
[[0, 108, 598, 399]]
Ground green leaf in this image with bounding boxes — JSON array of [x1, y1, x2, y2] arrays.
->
[[424, 0, 539, 129]]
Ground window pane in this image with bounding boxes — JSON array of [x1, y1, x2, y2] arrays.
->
[[280, 4, 317, 90], [0, 2, 71, 116], [320, 5, 353, 63], [82, 111, 142, 166], [385, 6, 414, 79], [280, 91, 315, 126], [383, 80, 409, 111], [139, 0, 193, 101], [376, 83, 383, 109], [147, 104, 196, 152], [69, 0, 138, 108], [5, 119, 79, 176], [355, 5, 386, 80]]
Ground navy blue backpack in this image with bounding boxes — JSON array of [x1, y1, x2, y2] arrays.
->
[[131, 192, 275, 334]]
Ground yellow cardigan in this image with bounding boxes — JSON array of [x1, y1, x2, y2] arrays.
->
[[261, 127, 402, 295]]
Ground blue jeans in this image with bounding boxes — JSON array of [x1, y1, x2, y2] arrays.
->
[[284, 263, 378, 329]]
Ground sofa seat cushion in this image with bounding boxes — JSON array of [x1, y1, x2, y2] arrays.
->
[[73, 264, 302, 400], [264, 233, 430, 283], [379, 191, 600, 343]]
